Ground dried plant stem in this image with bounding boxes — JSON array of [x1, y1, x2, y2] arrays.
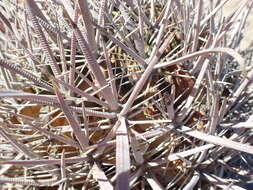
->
[[72, 23, 118, 110], [116, 116, 130, 190], [55, 87, 89, 150], [92, 162, 114, 190], [77, 0, 97, 52], [179, 125, 253, 155], [0, 59, 53, 92], [0, 177, 58, 187], [25, 0, 61, 76]]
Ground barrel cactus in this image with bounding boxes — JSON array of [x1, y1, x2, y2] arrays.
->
[[0, 0, 253, 189]]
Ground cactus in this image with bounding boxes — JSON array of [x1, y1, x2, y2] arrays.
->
[[0, 0, 253, 189]]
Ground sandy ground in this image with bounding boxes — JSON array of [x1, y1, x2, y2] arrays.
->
[[223, 0, 253, 51], [222, 0, 253, 92]]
